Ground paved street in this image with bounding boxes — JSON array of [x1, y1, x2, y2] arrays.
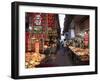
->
[[52, 47, 74, 66], [36, 47, 83, 67]]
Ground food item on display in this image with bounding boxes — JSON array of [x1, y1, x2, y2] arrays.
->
[[30, 60, 35, 64], [25, 52, 31, 62], [80, 55, 89, 61], [28, 64, 33, 68], [25, 62, 28, 66], [25, 52, 45, 68], [69, 46, 89, 61]]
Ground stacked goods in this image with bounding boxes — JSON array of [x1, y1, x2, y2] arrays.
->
[[25, 52, 45, 68], [69, 46, 89, 61]]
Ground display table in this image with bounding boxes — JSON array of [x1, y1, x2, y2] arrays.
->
[[69, 46, 89, 61]]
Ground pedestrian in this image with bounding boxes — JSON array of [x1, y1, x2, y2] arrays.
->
[[51, 43, 56, 55]]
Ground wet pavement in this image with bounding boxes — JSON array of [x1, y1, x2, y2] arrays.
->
[[36, 47, 89, 67], [52, 47, 74, 66]]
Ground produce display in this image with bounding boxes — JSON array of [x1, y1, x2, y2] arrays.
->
[[69, 46, 89, 61], [25, 52, 45, 68]]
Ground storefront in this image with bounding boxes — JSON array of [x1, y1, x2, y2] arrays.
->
[[25, 13, 60, 53]]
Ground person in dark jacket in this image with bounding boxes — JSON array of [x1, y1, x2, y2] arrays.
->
[[50, 43, 56, 55], [44, 45, 51, 56]]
